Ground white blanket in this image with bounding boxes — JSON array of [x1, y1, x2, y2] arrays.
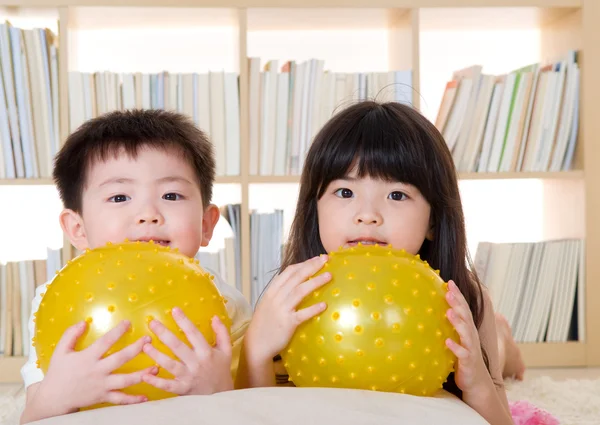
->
[[26, 387, 487, 425]]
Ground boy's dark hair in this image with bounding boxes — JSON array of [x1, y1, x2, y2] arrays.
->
[[278, 101, 490, 399], [53, 109, 215, 213]]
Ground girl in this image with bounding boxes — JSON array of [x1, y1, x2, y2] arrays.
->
[[238, 101, 555, 425]]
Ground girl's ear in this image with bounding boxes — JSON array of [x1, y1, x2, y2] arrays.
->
[[426, 219, 434, 241]]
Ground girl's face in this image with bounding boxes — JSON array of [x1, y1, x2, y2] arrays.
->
[[317, 167, 432, 255]]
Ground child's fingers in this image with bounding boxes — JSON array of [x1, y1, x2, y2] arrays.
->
[[446, 309, 474, 349], [276, 255, 329, 300], [447, 281, 473, 316], [55, 321, 87, 354], [101, 335, 151, 373], [267, 261, 305, 293], [148, 319, 196, 365], [446, 285, 473, 325], [106, 366, 158, 391], [88, 320, 131, 359], [142, 374, 182, 395], [445, 338, 470, 360], [294, 301, 327, 324], [104, 390, 148, 406], [142, 343, 184, 377], [286, 272, 331, 310], [212, 316, 232, 357], [171, 307, 211, 353]]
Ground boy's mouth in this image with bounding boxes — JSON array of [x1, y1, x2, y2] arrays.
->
[[133, 237, 171, 247]]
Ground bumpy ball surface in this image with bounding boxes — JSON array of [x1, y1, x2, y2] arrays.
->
[[281, 244, 458, 396], [34, 241, 231, 403]]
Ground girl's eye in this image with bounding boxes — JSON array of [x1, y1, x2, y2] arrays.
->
[[389, 191, 407, 201], [334, 188, 354, 199], [109, 194, 130, 203], [163, 193, 183, 201]]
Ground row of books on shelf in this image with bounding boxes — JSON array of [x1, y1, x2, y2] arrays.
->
[[249, 208, 284, 305], [197, 204, 243, 292], [0, 19, 583, 181], [248, 58, 413, 176], [0, 22, 59, 180], [0, 19, 417, 181], [437, 50, 580, 174], [201, 204, 285, 306], [0, 248, 62, 357], [69, 70, 241, 177], [69, 61, 414, 180], [474, 238, 584, 344]]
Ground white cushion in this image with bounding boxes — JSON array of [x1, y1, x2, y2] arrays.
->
[[29, 387, 488, 425]]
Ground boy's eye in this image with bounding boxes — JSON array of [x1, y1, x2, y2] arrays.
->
[[389, 191, 407, 201], [334, 188, 353, 199], [109, 194, 130, 203], [163, 193, 183, 201]]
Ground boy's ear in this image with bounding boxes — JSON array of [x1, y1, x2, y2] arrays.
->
[[200, 204, 221, 247], [59, 209, 89, 251]]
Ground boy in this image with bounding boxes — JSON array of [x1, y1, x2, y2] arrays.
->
[[20, 110, 252, 424]]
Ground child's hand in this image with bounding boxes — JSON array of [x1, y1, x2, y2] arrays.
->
[[445, 280, 493, 395], [36, 320, 156, 414], [244, 255, 331, 364], [142, 308, 233, 395]]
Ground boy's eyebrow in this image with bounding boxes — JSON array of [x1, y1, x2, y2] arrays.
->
[[98, 177, 134, 187], [156, 176, 194, 185], [98, 176, 193, 187]]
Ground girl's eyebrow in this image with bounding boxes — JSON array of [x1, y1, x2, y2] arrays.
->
[[334, 175, 413, 186]]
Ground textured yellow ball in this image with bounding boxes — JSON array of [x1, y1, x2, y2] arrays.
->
[[34, 241, 231, 404], [281, 244, 458, 396]]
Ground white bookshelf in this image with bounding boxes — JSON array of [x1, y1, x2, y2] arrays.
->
[[0, 0, 597, 381]]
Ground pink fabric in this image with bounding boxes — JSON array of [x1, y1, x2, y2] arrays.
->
[[509, 400, 560, 425]]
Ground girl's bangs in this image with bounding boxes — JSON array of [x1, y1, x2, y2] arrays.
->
[[315, 107, 433, 198]]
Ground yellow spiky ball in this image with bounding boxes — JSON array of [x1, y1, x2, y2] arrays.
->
[[281, 244, 458, 396], [34, 241, 231, 407]]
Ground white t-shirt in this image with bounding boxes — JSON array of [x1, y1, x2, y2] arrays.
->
[[21, 268, 252, 388]]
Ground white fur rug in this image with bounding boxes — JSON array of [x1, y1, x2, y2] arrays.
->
[[0, 377, 598, 424], [505, 376, 600, 425], [0, 386, 23, 425]]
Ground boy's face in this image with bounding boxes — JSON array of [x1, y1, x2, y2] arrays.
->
[[60, 146, 219, 259]]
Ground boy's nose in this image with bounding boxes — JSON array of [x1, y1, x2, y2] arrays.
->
[[136, 208, 164, 225]]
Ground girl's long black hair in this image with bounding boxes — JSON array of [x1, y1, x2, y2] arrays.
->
[[278, 101, 489, 399]]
